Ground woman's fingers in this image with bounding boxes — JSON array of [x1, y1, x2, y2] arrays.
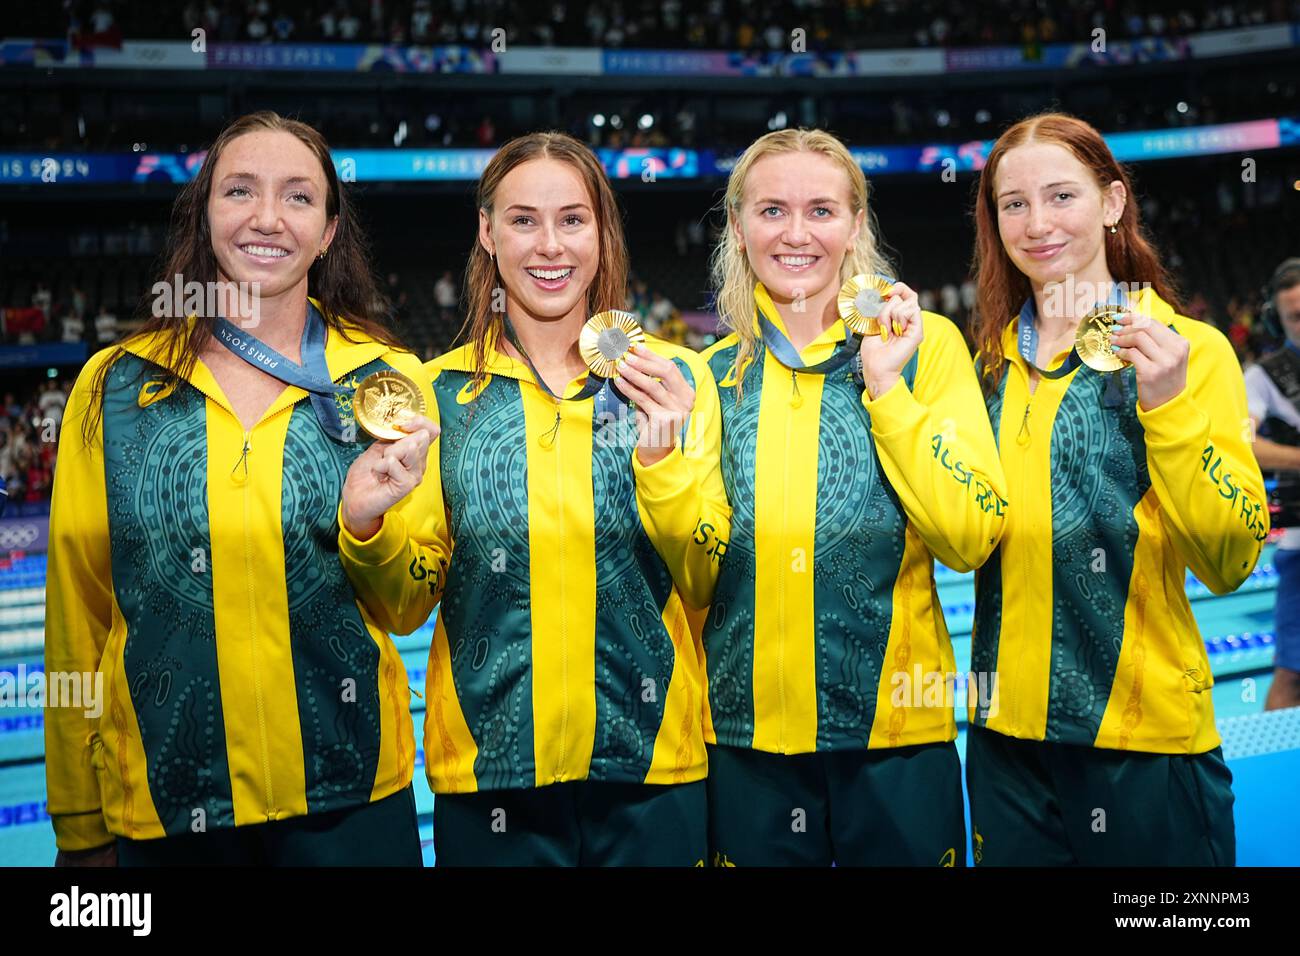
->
[[888, 280, 918, 304], [1112, 324, 1164, 364], [612, 374, 663, 412], [618, 356, 678, 408], [624, 346, 695, 406], [394, 413, 440, 444]]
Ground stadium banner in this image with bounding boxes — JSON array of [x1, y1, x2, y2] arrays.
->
[[0, 153, 205, 184], [0, 343, 88, 369], [597, 148, 700, 179], [1188, 23, 1295, 58], [851, 49, 947, 75], [330, 149, 497, 180], [602, 48, 857, 77], [1104, 119, 1282, 162], [2, 117, 1293, 186], [945, 36, 1192, 73], [0, 38, 202, 69], [206, 43, 495, 73], [498, 46, 603, 74]]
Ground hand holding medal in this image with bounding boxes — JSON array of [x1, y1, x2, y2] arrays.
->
[[587, 310, 696, 467], [1107, 309, 1189, 412], [842, 274, 924, 399], [341, 370, 439, 542]]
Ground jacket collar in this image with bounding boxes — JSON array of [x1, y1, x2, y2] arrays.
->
[[753, 281, 848, 357], [120, 297, 391, 421], [433, 328, 597, 397]]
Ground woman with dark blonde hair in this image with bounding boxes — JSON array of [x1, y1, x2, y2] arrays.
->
[[700, 128, 1008, 865], [966, 112, 1268, 865], [46, 111, 432, 865], [339, 131, 729, 865]]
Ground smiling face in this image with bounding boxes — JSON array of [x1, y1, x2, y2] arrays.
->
[[207, 129, 337, 301], [734, 150, 863, 307], [994, 141, 1125, 295], [479, 157, 599, 325]]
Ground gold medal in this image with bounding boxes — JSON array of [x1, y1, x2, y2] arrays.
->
[[838, 273, 898, 339], [1074, 305, 1128, 372], [580, 310, 645, 379], [353, 369, 426, 441]]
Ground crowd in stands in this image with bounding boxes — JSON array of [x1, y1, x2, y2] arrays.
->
[[1, 284, 121, 349], [46, 1, 1300, 52], [0, 381, 67, 514]]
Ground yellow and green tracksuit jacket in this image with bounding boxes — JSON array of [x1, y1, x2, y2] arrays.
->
[[699, 283, 1008, 754], [44, 316, 423, 852], [337, 332, 730, 793], [971, 288, 1269, 753]]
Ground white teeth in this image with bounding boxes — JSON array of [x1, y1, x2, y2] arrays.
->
[[526, 267, 573, 281], [242, 244, 289, 258], [777, 255, 815, 266]]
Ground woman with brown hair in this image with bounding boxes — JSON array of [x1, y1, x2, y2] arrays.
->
[[338, 131, 730, 865], [45, 111, 433, 865], [966, 112, 1268, 865]]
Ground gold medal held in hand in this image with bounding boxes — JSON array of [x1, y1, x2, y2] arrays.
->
[[838, 273, 898, 340], [1074, 304, 1129, 373], [353, 369, 426, 441], [580, 309, 645, 379]]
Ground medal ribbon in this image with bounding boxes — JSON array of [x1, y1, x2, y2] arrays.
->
[[212, 301, 352, 441], [501, 313, 629, 429], [754, 283, 860, 376]]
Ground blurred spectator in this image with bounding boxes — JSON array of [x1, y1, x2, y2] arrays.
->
[[338, 8, 361, 40], [94, 304, 119, 345], [60, 310, 85, 345], [319, 4, 337, 37], [940, 282, 960, 318], [273, 10, 296, 40], [71, 284, 87, 321], [434, 270, 458, 321], [247, 11, 269, 41], [32, 282, 52, 319], [628, 278, 651, 322], [37, 380, 67, 428], [647, 290, 675, 335], [960, 278, 976, 321]]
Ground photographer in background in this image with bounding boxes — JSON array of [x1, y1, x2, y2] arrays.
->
[[1244, 257, 1300, 710]]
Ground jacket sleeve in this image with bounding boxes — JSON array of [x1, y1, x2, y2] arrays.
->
[[44, 354, 116, 851], [337, 356, 454, 635], [631, 352, 732, 611], [863, 312, 1009, 572], [1136, 322, 1269, 594]]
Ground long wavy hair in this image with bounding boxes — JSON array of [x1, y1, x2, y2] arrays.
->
[[970, 112, 1182, 394], [456, 131, 628, 396], [82, 110, 401, 443], [709, 128, 893, 396]]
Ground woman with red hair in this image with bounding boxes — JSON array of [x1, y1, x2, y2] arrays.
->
[[966, 113, 1267, 866]]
